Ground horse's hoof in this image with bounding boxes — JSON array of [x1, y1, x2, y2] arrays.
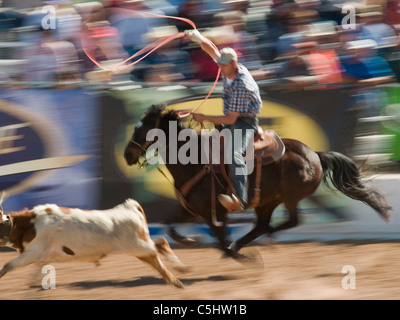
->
[[221, 252, 230, 259], [220, 246, 239, 259], [228, 241, 239, 253], [168, 229, 200, 248], [179, 237, 200, 248]]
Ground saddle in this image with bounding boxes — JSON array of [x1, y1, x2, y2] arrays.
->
[[254, 127, 283, 157]]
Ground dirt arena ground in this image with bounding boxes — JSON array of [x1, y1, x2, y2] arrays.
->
[[0, 241, 399, 300]]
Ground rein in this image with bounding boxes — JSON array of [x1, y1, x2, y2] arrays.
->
[[129, 115, 200, 217], [131, 139, 201, 219]]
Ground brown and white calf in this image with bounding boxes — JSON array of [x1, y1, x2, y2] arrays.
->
[[0, 198, 187, 288]]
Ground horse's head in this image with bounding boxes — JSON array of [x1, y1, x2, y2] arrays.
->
[[124, 104, 178, 166]]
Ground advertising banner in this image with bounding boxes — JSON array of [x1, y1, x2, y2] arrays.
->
[[0, 89, 100, 211]]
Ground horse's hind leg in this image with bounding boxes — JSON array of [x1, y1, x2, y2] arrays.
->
[[268, 201, 300, 235], [165, 206, 200, 248], [168, 225, 199, 248], [230, 203, 277, 253]]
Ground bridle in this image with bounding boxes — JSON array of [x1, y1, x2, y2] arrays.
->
[[127, 114, 203, 219], [128, 115, 162, 161]]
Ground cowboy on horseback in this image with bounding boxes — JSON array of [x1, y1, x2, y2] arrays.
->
[[185, 29, 262, 213]]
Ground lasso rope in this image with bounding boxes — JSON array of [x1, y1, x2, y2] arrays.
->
[[81, 8, 221, 118]]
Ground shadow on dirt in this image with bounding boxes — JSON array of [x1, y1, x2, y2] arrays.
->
[[69, 275, 236, 289]]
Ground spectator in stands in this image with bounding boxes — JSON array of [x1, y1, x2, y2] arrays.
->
[[214, 10, 263, 75], [258, 0, 295, 61], [105, 0, 164, 58], [22, 24, 81, 83], [75, 1, 128, 78], [340, 39, 395, 141], [266, 41, 314, 89], [276, 10, 319, 57], [293, 41, 343, 88], [340, 40, 395, 87], [268, 39, 343, 91], [23, 27, 58, 82], [357, 9, 398, 54], [223, 0, 250, 13], [50, 1, 82, 49], [317, 0, 344, 25], [383, 0, 400, 26], [302, 21, 344, 87], [136, 25, 194, 81], [176, 0, 222, 31]]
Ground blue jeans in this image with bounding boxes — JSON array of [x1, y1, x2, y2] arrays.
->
[[223, 117, 258, 205]]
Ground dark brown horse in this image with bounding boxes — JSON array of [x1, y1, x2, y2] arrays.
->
[[124, 104, 392, 258]]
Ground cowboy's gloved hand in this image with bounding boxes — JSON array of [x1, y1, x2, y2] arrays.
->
[[192, 113, 206, 122], [184, 29, 205, 44]]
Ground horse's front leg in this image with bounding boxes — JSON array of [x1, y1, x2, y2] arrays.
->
[[229, 203, 277, 253], [207, 222, 236, 258]]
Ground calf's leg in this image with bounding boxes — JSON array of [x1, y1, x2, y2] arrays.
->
[[137, 254, 184, 289], [154, 237, 190, 273], [0, 251, 38, 278]]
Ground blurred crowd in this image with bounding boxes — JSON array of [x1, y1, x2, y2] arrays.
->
[[0, 0, 398, 88], [0, 0, 398, 161]]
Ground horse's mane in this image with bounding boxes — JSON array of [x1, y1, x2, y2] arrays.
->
[[147, 104, 179, 122], [163, 109, 180, 123], [146, 104, 193, 133]]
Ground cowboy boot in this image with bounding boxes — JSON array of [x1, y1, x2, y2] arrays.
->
[[217, 194, 244, 213]]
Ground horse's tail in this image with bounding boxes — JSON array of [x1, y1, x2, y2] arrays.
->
[[317, 151, 392, 222]]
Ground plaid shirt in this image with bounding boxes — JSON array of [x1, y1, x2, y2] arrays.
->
[[222, 64, 262, 117]]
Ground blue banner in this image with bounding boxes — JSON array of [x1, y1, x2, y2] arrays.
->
[[0, 89, 100, 211]]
